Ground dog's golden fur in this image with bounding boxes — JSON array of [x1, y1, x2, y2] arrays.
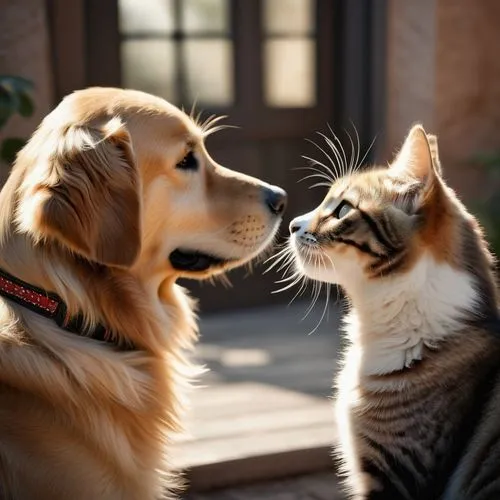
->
[[0, 87, 284, 499]]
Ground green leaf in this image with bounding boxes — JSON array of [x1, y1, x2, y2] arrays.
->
[[0, 76, 34, 124], [18, 91, 34, 117], [0, 83, 20, 120], [0, 75, 33, 94], [0, 87, 16, 128], [0, 137, 26, 164]]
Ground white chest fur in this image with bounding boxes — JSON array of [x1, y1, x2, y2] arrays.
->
[[342, 255, 477, 376], [333, 255, 478, 496]]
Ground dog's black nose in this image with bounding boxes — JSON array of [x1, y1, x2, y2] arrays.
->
[[263, 186, 287, 215]]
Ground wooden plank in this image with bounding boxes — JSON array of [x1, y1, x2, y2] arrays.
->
[[184, 382, 329, 420], [173, 422, 335, 469], [182, 447, 334, 493], [185, 472, 344, 499], [173, 304, 344, 492], [189, 382, 316, 409], [178, 405, 334, 444], [173, 382, 337, 490]]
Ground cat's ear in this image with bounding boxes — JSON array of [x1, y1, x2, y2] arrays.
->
[[426, 133, 442, 175], [390, 125, 440, 187]]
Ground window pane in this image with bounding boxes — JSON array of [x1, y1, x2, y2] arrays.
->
[[264, 0, 314, 35], [183, 40, 233, 105], [182, 0, 229, 34], [264, 39, 316, 107], [119, 0, 175, 35], [121, 40, 177, 101]]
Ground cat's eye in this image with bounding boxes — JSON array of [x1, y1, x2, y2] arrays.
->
[[334, 200, 354, 219], [176, 151, 198, 171]]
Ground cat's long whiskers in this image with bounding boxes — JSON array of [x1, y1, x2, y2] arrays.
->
[[356, 133, 377, 174], [306, 138, 340, 180], [298, 173, 335, 184], [351, 122, 360, 175], [304, 284, 322, 322], [327, 123, 349, 177], [317, 132, 346, 180], [272, 273, 304, 293], [264, 255, 290, 274], [303, 281, 321, 319], [320, 248, 338, 281], [309, 182, 332, 189], [264, 251, 290, 271], [264, 244, 289, 263], [264, 246, 293, 273], [302, 251, 322, 320], [344, 126, 357, 176], [308, 281, 331, 335], [289, 275, 309, 306], [300, 155, 336, 183], [306, 250, 336, 334], [296, 165, 334, 183], [275, 271, 301, 284], [275, 258, 296, 278], [278, 255, 297, 277], [296, 163, 335, 178]]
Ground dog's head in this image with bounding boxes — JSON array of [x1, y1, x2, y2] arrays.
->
[[15, 88, 286, 281]]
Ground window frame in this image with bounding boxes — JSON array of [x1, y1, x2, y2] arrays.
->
[[80, 0, 337, 140], [47, 0, 386, 156], [119, 0, 236, 107]]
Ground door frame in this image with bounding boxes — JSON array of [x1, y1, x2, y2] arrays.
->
[[46, 0, 386, 157]]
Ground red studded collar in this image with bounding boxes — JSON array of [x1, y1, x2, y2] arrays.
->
[[0, 268, 133, 349]]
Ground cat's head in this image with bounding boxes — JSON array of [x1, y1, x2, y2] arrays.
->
[[289, 125, 497, 308]]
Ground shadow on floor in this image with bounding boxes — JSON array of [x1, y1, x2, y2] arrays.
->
[[184, 471, 345, 500], [194, 299, 345, 398]]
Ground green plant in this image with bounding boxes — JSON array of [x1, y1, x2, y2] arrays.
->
[[0, 76, 35, 164], [472, 152, 500, 256]]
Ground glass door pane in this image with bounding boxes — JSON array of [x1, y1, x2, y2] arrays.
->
[[121, 40, 177, 101], [262, 0, 316, 108], [119, 0, 233, 107]]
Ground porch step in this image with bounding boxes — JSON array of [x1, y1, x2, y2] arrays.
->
[[172, 382, 337, 492]]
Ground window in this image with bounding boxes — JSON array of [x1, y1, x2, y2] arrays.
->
[[118, 0, 318, 111], [263, 0, 316, 108], [119, 0, 233, 106]]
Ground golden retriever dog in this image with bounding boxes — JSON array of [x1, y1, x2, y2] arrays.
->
[[0, 87, 286, 499]]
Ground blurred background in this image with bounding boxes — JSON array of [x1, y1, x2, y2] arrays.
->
[[1, 0, 499, 313], [1, 1, 499, 496]]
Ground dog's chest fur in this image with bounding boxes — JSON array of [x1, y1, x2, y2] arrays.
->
[[0, 285, 198, 499]]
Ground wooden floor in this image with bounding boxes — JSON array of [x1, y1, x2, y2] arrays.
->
[[185, 472, 345, 500], [173, 301, 345, 497]]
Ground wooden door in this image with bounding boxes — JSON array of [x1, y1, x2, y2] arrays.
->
[[49, 0, 386, 312]]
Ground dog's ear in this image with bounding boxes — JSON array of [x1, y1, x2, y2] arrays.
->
[[19, 117, 141, 267]]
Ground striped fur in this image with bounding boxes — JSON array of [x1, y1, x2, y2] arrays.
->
[[288, 125, 500, 499]]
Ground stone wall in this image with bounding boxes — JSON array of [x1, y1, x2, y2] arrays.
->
[[385, 0, 500, 199]]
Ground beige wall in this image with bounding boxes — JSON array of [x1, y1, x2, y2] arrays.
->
[[0, 0, 54, 179], [385, 0, 500, 199], [386, 0, 437, 153]]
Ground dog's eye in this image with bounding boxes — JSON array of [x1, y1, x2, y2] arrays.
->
[[334, 200, 354, 219], [176, 151, 198, 171]]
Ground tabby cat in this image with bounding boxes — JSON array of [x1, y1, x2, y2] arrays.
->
[[287, 125, 500, 499]]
